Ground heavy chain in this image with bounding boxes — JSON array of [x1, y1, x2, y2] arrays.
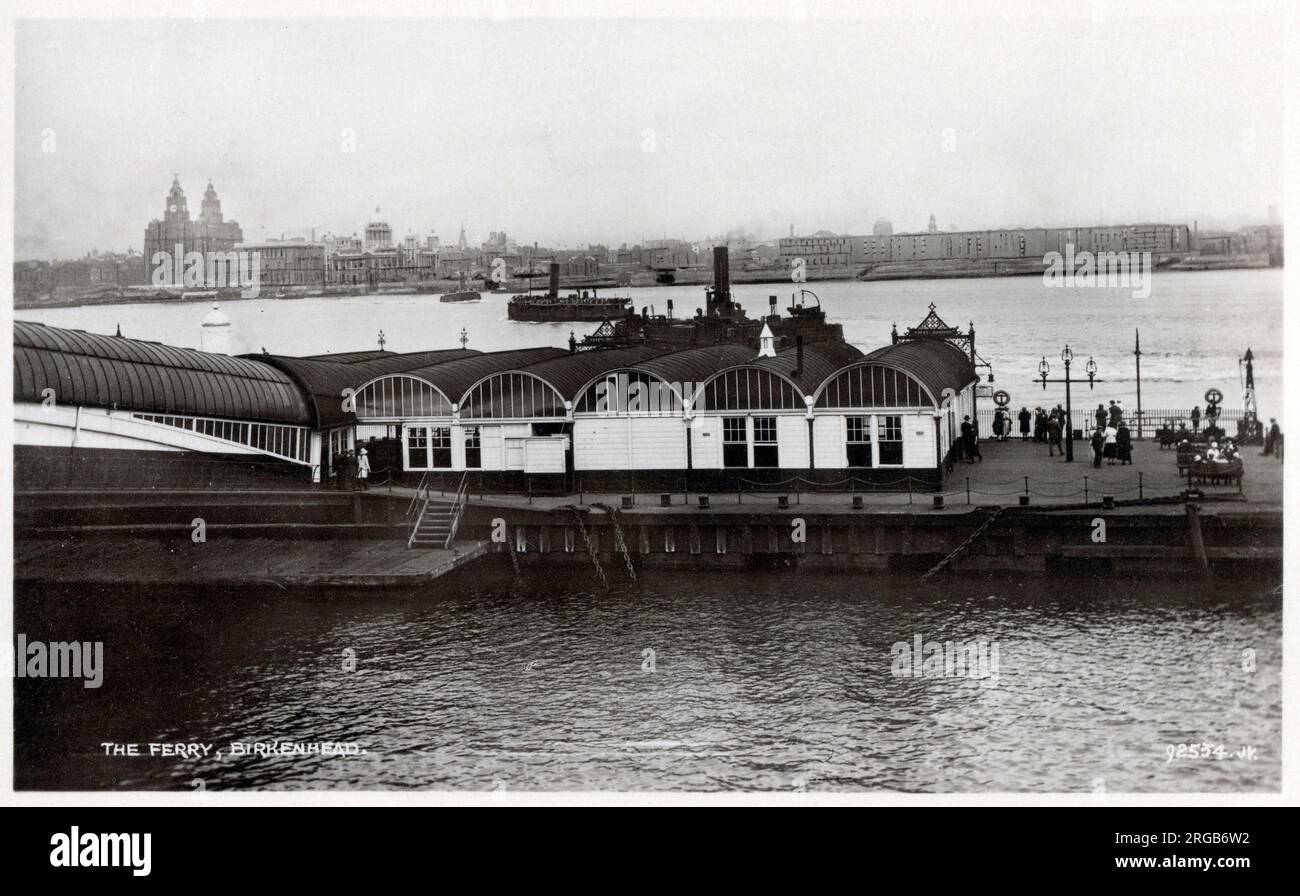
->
[[593, 503, 638, 584], [570, 509, 610, 591], [920, 507, 1004, 581]]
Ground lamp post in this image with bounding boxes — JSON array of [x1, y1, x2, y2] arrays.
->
[[1037, 345, 1101, 463]]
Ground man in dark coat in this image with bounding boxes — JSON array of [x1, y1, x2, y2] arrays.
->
[[1018, 406, 1031, 440], [1263, 418, 1281, 456], [1095, 404, 1107, 430], [1191, 405, 1201, 434], [1047, 416, 1063, 457], [1090, 428, 1105, 468], [960, 416, 980, 463]]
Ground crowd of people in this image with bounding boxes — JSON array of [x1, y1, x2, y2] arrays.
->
[[978, 396, 1279, 473], [999, 399, 1134, 467], [329, 445, 371, 490]]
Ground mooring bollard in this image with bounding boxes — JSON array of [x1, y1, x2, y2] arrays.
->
[[852, 495, 864, 510], [621, 495, 634, 509], [777, 495, 790, 509], [1102, 494, 1115, 509], [698, 495, 710, 509], [1018, 494, 1030, 506], [933, 494, 944, 510], [660, 493, 671, 508]]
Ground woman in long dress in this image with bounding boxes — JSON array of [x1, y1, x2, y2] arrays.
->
[[1116, 424, 1133, 465], [1103, 424, 1118, 465]]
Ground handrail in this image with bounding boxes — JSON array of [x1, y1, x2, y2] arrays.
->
[[407, 489, 432, 549], [444, 470, 470, 549], [405, 471, 430, 518]]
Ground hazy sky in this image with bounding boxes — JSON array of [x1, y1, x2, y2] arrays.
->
[[15, 11, 1285, 258]]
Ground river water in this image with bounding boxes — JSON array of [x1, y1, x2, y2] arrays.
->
[[14, 570, 1281, 792], [16, 268, 1284, 419]]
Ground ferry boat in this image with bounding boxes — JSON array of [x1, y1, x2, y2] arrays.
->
[[507, 264, 632, 321], [440, 289, 481, 303], [440, 273, 482, 303], [579, 247, 844, 350]]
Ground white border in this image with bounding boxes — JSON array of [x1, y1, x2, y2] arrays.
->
[[2, 0, 1296, 808]]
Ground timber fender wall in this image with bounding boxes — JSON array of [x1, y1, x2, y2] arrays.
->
[[460, 505, 1282, 576]]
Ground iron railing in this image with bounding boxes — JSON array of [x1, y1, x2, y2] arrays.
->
[[444, 471, 470, 549]]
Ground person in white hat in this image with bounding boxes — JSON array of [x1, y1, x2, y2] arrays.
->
[[356, 446, 371, 490]]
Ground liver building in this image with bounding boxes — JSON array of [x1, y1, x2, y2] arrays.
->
[[143, 176, 244, 265]]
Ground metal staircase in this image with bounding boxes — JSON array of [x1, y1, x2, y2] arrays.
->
[[407, 472, 469, 550], [408, 498, 457, 548]]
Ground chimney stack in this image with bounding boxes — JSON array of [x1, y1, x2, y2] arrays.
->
[[769, 295, 777, 317], [710, 246, 730, 312], [548, 262, 561, 298]]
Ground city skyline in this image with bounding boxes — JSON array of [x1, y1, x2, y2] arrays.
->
[[16, 14, 1286, 259], [18, 168, 1282, 264]]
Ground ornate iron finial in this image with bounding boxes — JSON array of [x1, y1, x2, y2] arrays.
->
[[459, 327, 469, 349], [377, 330, 386, 350], [115, 323, 122, 337]]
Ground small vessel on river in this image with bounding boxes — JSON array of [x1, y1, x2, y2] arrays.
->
[[578, 246, 844, 350], [507, 263, 631, 321]]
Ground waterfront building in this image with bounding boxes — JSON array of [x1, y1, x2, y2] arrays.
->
[[236, 240, 327, 288], [781, 223, 1193, 270], [777, 233, 857, 268], [253, 347, 481, 480], [328, 248, 403, 286], [142, 177, 244, 279], [364, 221, 393, 251], [323, 233, 363, 255], [349, 348, 571, 474], [12, 313, 978, 490]]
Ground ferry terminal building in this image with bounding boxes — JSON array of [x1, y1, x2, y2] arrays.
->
[[13, 310, 978, 492]]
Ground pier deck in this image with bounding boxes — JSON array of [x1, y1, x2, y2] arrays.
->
[[424, 438, 1283, 516], [14, 537, 489, 590]]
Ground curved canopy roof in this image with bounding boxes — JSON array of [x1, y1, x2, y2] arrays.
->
[[394, 347, 570, 407], [861, 340, 978, 398], [512, 346, 666, 401], [814, 339, 977, 408], [632, 344, 757, 387], [14, 320, 312, 425], [742, 341, 866, 394], [254, 349, 479, 427]]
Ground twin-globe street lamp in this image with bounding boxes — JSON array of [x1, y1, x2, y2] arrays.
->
[[1037, 345, 1099, 462]]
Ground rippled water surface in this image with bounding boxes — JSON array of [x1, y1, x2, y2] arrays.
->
[[15, 569, 1282, 792]]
